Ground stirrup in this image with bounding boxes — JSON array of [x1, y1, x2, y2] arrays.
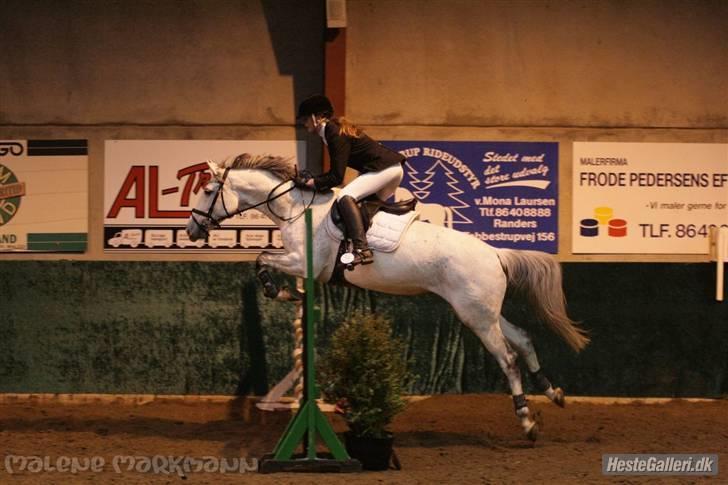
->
[[340, 247, 374, 269], [357, 248, 374, 265]]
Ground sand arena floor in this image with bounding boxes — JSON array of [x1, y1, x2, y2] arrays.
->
[[0, 393, 726, 484]]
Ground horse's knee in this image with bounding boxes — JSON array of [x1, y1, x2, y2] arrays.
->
[[497, 347, 520, 376], [256, 252, 269, 270], [471, 321, 517, 369]]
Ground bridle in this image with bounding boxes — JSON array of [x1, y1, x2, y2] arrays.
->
[[190, 167, 316, 238]]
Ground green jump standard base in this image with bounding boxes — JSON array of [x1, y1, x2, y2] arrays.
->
[[259, 209, 361, 473], [258, 400, 361, 473]]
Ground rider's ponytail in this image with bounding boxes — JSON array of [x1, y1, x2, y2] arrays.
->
[[335, 117, 360, 138]]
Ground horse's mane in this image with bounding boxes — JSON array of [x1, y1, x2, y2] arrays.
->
[[216, 153, 296, 181]]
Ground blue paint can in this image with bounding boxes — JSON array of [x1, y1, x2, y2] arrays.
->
[[580, 218, 599, 237]]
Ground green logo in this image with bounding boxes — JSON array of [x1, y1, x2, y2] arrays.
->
[[0, 164, 25, 227]]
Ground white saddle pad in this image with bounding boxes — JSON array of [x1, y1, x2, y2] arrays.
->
[[324, 210, 419, 253]]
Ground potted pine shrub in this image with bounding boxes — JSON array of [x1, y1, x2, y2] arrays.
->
[[319, 312, 411, 471]]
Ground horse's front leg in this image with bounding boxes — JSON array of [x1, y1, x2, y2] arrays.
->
[[256, 250, 304, 299]]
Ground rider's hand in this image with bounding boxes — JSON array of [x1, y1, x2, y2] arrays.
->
[[293, 171, 315, 189]]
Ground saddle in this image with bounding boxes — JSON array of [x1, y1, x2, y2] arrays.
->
[[330, 194, 417, 234], [327, 195, 418, 283]]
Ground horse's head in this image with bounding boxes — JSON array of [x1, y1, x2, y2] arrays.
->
[[186, 154, 299, 241], [185, 160, 240, 241]]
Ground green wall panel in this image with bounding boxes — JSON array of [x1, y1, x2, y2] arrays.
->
[[1, 261, 726, 397]]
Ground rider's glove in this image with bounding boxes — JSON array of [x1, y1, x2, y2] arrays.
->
[[293, 170, 314, 189]]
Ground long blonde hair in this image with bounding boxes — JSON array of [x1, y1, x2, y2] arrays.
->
[[334, 116, 360, 138]]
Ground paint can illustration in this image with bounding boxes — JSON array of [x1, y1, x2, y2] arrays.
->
[[608, 218, 627, 237], [580, 218, 599, 237], [594, 207, 613, 225]]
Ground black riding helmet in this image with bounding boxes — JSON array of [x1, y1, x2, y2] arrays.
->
[[297, 94, 334, 120]]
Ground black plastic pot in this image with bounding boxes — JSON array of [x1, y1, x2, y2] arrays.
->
[[344, 432, 395, 471]]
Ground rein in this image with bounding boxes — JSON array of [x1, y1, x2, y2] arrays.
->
[[266, 179, 316, 223], [190, 169, 315, 237]]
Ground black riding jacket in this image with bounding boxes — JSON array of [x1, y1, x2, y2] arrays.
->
[[313, 119, 405, 191]]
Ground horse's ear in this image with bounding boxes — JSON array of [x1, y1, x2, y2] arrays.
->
[[206, 160, 221, 181]]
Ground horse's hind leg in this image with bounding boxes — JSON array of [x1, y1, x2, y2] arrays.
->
[[455, 304, 539, 440], [500, 316, 565, 407]]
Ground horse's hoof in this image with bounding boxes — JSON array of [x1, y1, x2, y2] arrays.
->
[[553, 387, 566, 408], [257, 269, 280, 298], [526, 422, 539, 441]]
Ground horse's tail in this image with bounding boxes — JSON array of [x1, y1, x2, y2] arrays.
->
[[496, 248, 589, 352]]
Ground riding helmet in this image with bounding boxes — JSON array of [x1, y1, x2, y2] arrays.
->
[[297, 94, 334, 120]]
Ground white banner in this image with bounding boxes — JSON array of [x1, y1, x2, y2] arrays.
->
[[572, 142, 728, 254], [0, 140, 88, 252], [104, 140, 304, 252]]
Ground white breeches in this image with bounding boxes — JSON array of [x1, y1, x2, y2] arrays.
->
[[337, 164, 404, 202]]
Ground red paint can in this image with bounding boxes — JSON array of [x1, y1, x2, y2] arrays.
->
[[608, 219, 627, 237]]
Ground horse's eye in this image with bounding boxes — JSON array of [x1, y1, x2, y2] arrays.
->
[[203, 183, 216, 194]]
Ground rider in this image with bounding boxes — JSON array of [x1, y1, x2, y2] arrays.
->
[[296, 94, 405, 266]]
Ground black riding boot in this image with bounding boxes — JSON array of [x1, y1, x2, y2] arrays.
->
[[337, 195, 374, 265]]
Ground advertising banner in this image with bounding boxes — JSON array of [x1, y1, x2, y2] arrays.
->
[[0, 140, 88, 252], [104, 140, 304, 252], [384, 141, 559, 253], [572, 142, 728, 254]]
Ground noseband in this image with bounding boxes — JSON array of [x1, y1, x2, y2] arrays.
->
[[190, 168, 314, 238], [190, 167, 232, 238]]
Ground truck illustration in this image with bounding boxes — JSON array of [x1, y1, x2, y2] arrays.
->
[[208, 229, 238, 248], [176, 229, 206, 248], [144, 229, 174, 248], [108, 229, 142, 248]]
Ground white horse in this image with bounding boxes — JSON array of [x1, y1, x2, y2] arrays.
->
[[186, 154, 589, 440]]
